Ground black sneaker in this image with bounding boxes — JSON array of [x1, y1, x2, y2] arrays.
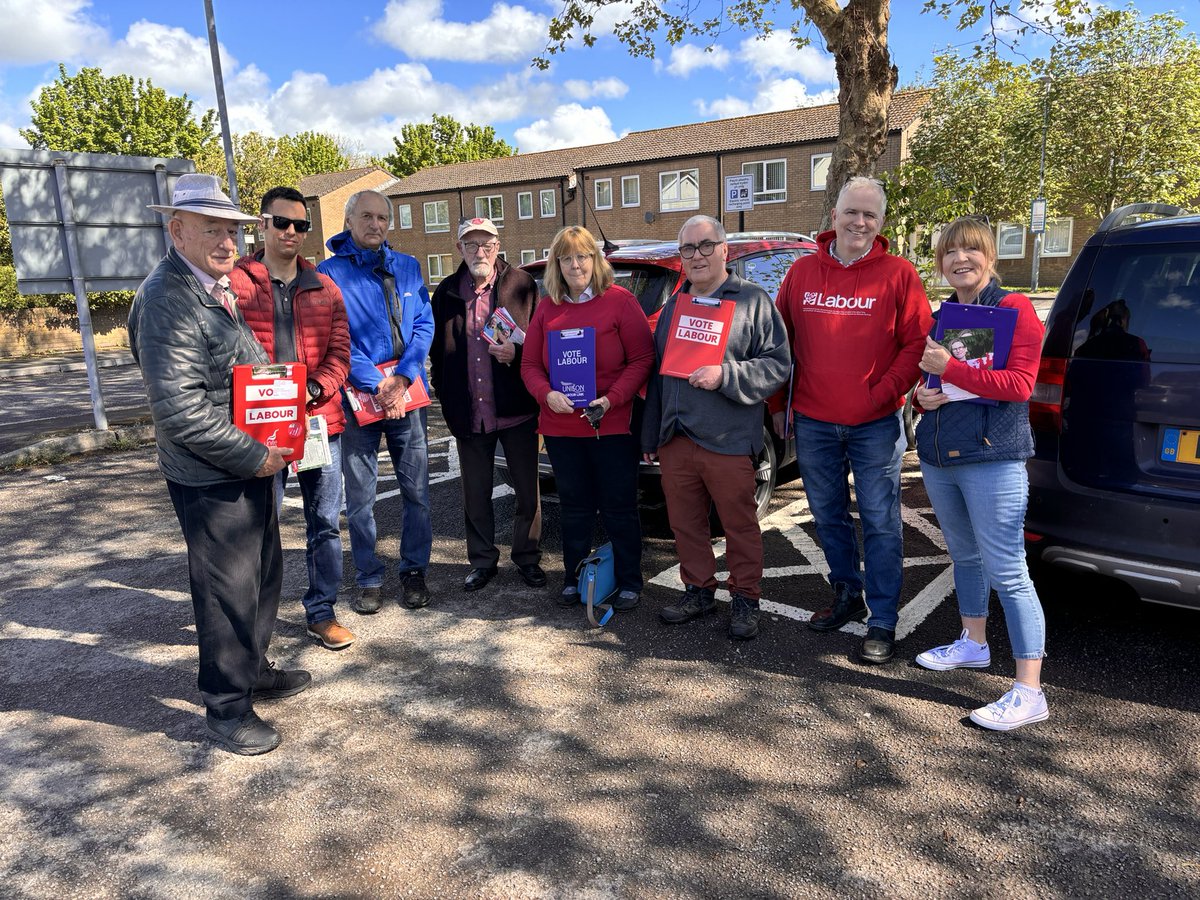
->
[[557, 585, 580, 608], [400, 571, 431, 609], [611, 590, 640, 611], [807, 581, 867, 632], [660, 584, 717, 624], [252, 661, 312, 700], [353, 585, 382, 615], [728, 592, 760, 640], [205, 711, 280, 755]]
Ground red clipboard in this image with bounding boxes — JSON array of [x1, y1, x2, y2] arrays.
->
[[232, 363, 308, 460], [345, 360, 431, 425], [659, 293, 735, 378]]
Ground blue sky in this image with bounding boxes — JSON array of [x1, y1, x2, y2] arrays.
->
[[0, 1, 1195, 158]]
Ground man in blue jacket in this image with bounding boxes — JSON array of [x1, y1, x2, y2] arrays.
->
[[317, 190, 435, 612]]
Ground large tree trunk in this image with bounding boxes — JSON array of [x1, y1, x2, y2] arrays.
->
[[806, 0, 898, 229]]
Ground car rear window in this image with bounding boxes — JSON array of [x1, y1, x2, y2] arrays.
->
[[1071, 242, 1200, 365], [613, 267, 674, 318]]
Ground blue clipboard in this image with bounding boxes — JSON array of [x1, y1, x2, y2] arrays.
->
[[927, 302, 1018, 406]]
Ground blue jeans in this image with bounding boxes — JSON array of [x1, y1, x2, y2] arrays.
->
[[340, 405, 431, 586], [276, 434, 344, 625], [793, 410, 906, 631], [920, 459, 1046, 659]]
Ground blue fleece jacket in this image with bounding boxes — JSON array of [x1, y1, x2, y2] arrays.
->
[[317, 231, 433, 394]]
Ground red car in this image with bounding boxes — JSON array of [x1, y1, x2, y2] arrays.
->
[[501, 232, 817, 519]]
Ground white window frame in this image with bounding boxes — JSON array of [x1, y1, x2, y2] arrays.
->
[[396, 203, 412, 230], [475, 195, 504, 226], [540, 189, 556, 218], [520, 249, 537, 265], [1041, 217, 1073, 257], [659, 168, 700, 212], [517, 191, 533, 220], [742, 159, 787, 204], [423, 200, 450, 233], [426, 253, 454, 283], [594, 178, 613, 210], [621, 175, 640, 207], [810, 153, 831, 192], [997, 222, 1027, 260], [542, 248, 551, 259], [498, 251, 507, 261]]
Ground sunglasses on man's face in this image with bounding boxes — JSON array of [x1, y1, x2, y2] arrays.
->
[[263, 214, 312, 233]]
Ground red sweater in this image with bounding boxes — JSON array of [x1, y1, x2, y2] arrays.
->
[[521, 285, 655, 437], [772, 231, 932, 426]]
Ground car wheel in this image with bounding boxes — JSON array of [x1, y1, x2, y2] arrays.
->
[[903, 386, 917, 452]]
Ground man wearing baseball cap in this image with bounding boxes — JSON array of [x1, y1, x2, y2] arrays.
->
[[430, 217, 543, 593], [129, 173, 311, 756]]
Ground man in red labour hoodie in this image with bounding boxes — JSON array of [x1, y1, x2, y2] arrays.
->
[[772, 176, 932, 665], [232, 186, 354, 651]]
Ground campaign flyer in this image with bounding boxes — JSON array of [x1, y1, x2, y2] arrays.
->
[[548, 326, 596, 408]]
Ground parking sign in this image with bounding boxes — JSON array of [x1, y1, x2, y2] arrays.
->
[[725, 174, 754, 213]]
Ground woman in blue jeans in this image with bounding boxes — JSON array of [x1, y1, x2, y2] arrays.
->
[[914, 216, 1049, 731]]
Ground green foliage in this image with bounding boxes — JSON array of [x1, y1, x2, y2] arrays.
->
[[903, 6, 1200, 228], [281, 131, 351, 178], [382, 114, 515, 178], [21, 65, 217, 158], [195, 132, 302, 215]]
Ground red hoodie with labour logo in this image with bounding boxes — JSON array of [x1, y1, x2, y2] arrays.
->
[[771, 230, 932, 427]]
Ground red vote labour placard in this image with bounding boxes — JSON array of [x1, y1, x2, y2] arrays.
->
[[659, 293, 735, 378], [344, 359, 432, 425], [232, 362, 308, 462]]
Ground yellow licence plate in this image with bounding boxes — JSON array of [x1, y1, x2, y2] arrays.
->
[[1161, 428, 1200, 465]]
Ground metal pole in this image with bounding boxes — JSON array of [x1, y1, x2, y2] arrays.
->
[[51, 159, 108, 431], [1031, 78, 1050, 293], [204, 0, 244, 255]]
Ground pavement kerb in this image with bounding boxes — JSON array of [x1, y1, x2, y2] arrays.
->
[[1, 351, 136, 377], [0, 423, 156, 469]]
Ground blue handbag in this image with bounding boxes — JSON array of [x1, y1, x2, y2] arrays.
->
[[576, 543, 617, 626]]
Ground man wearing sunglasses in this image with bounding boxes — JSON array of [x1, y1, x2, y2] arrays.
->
[[230, 186, 354, 651], [429, 217, 543, 593], [642, 215, 790, 640]]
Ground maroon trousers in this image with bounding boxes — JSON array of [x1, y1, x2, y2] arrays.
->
[[658, 435, 764, 600]]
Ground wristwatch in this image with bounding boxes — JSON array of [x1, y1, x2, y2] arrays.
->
[[307, 380, 321, 401]]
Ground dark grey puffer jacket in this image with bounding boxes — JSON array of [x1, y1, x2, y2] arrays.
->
[[128, 247, 270, 486]]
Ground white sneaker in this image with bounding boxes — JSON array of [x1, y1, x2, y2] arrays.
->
[[970, 683, 1050, 732], [915, 629, 991, 671]]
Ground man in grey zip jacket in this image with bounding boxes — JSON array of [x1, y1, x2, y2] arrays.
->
[[641, 215, 790, 640], [129, 174, 310, 756]]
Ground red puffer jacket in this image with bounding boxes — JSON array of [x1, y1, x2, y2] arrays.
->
[[231, 252, 351, 435]]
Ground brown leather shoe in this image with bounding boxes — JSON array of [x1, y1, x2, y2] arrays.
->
[[307, 619, 355, 650]]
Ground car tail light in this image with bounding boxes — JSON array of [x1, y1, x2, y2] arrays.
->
[[1029, 356, 1066, 433]]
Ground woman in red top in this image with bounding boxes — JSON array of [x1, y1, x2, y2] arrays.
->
[[521, 227, 655, 611]]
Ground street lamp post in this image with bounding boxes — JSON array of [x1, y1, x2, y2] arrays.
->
[[1031, 76, 1051, 293]]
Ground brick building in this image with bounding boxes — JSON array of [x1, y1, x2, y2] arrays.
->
[[293, 165, 395, 264]]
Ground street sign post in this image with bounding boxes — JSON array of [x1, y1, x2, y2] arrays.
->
[[1030, 197, 1047, 234], [725, 174, 753, 213]]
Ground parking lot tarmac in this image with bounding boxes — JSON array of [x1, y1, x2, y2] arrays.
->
[[1, 409, 1198, 898]]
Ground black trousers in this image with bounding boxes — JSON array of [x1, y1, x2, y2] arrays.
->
[[167, 477, 282, 720], [456, 417, 542, 569], [543, 433, 642, 593]]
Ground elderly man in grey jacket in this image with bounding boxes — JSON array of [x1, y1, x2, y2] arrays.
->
[[642, 215, 791, 639], [129, 174, 311, 756]]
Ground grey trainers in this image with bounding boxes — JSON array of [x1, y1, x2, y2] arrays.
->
[[400, 572, 431, 609], [660, 585, 718, 624], [353, 585, 382, 615], [611, 590, 640, 611], [728, 592, 760, 640]]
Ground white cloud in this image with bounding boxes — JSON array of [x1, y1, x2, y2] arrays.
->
[[0, 120, 24, 148], [514, 104, 619, 152], [697, 78, 838, 119], [376, 0, 548, 63], [93, 20, 235, 102], [665, 44, 731, 78], [739, 32, 836, 82], [563, 77, 628, 100], [0, 0, 106, 64]]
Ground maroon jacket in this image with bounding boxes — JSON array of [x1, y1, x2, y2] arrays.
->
[[231, 252, 351, 435]]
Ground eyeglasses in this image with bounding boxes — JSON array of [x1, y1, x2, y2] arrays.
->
[[263, 214, 312, 233], [679, 240, 723, 259], [965, 213, 992, 227], [558, 253, 592, 266], [462, 240, 499, 254]]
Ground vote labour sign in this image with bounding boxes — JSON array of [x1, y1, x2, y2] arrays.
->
[[659, 294, 735, 378], [231, 362, 308, 461]]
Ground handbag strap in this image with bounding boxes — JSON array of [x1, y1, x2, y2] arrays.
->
[[584, 569, 613, 627]]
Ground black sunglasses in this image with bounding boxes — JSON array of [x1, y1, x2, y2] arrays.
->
[[262, 214, 312, 233]]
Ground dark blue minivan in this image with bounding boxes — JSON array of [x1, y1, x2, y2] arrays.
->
[[1025, 204, 1200, 609]]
